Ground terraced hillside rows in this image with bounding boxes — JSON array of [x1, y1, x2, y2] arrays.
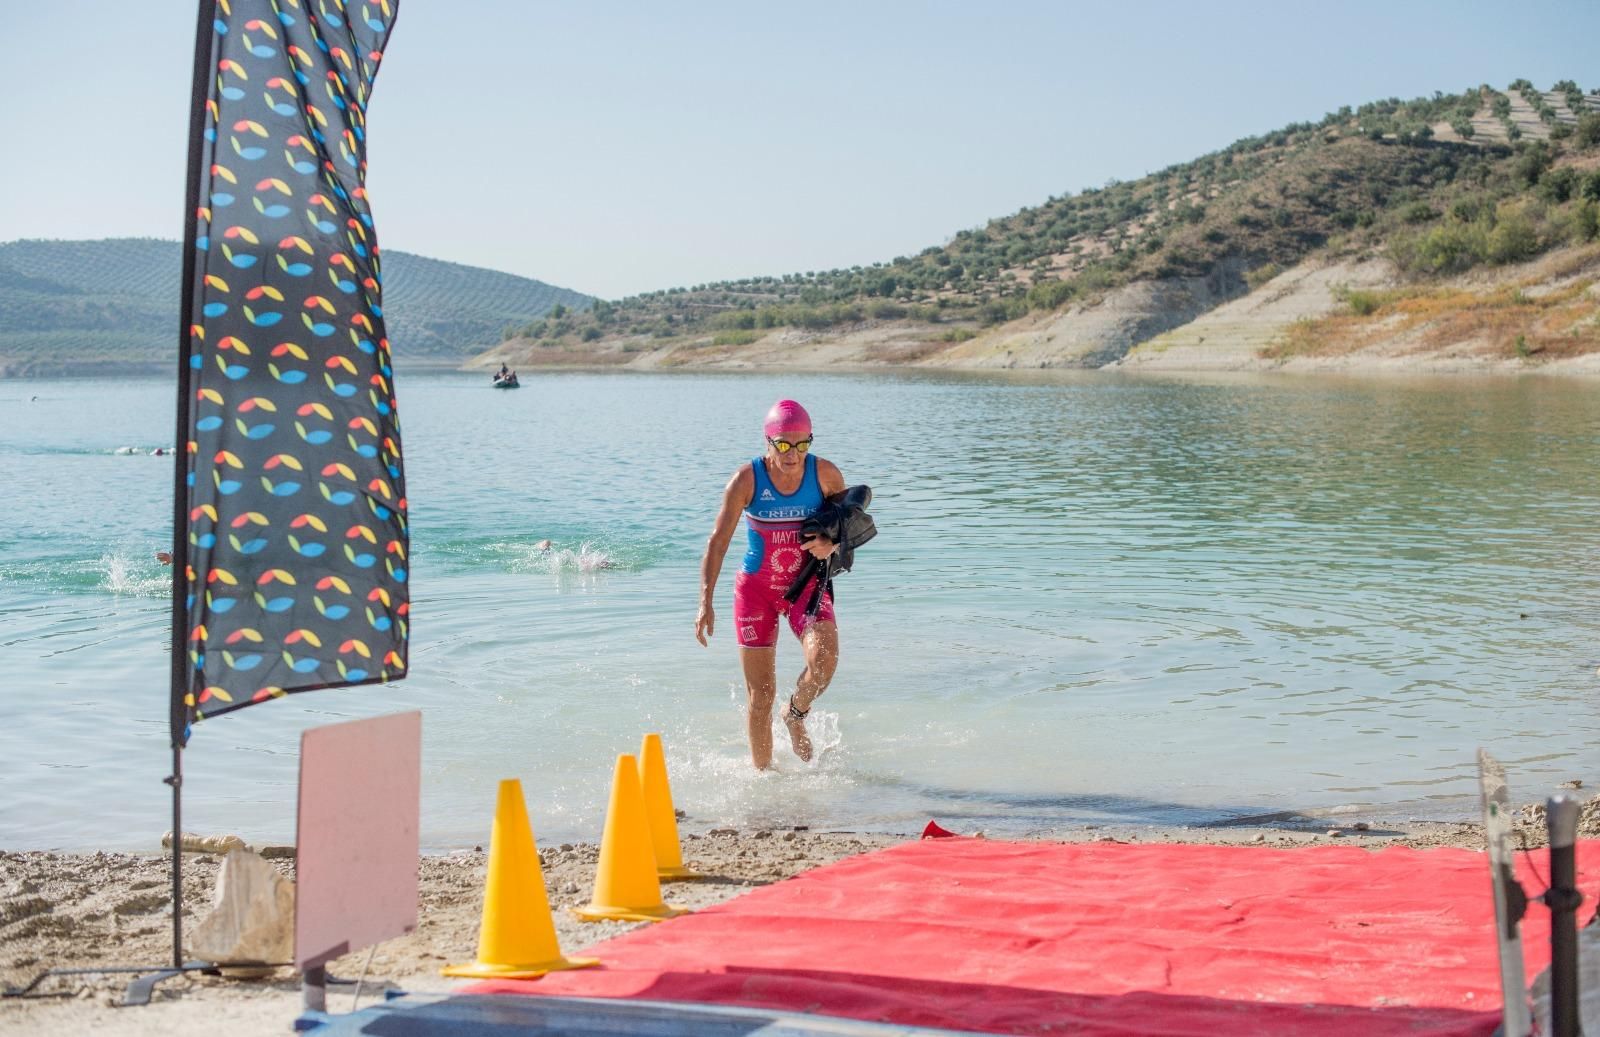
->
[[0, 239, 591, 376], [1449, 81, 1600, 145]]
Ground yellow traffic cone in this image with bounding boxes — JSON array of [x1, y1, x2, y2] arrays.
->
[[638, 733, 703, 880], [572, 754, 689, 923], [443, 779, 599, 978]]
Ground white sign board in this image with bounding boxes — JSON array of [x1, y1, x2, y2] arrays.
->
[[294, 710, 421, 970]]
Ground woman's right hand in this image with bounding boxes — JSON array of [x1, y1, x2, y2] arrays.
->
[[695, 601, 715, 646]]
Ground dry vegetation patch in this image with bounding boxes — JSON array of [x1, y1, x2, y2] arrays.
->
[[1263, 251, 1600, 363]]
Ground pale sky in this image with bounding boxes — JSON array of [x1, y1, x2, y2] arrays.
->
[[2, 1, 1596, 299]]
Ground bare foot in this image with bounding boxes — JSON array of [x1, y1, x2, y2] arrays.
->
[[784, 700, 813, 762]]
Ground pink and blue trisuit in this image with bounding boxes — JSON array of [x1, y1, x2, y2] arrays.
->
[[733, 454, 835, 648]]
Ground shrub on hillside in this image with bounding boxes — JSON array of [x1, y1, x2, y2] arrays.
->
[[1245, 262, 1283, 290], [1539, 167, 1579, 204], [1582, 171, 1600, 203], [1393, 220, 1491, 274], [1487, 207, 1540, 264], [1152, 246, 1213, 278], [1025, 278, 1075, 310], [1562, 202, 1600, 244], [1402, 201, 1440, 223], [1575, 114, 1600, 149], [1514, 144, 1552, 187], [1075, 266, 1119, 294], [977, 298, 1028, 326], [1338, 287, 1387, 316]]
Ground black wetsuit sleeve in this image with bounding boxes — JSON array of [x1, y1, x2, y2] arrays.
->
[[836, 484, 872, 510]]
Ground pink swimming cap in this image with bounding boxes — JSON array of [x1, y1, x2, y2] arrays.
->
[[763, 399, 812, 438]]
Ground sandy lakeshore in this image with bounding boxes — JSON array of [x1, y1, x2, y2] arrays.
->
[[5, 798, 1597, 1036]]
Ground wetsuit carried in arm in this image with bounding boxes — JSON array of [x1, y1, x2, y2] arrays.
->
[[733, 454, 834, 648]]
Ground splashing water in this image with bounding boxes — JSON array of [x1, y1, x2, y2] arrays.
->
[[513, 540, 620, 575], [567, 542, 617, 573], [671, 713, 862, 834], [98, 553, 168, 597], [802, 709, 845, 761]]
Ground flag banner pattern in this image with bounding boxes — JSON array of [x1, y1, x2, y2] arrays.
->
[[176, 0, 405, 743]]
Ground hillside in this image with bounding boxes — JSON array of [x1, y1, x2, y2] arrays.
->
[[0, 239, 591, 376], [484, 79, 1600, 373]]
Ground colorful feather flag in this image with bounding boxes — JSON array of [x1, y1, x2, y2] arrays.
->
[[173, 0, 406, 745]]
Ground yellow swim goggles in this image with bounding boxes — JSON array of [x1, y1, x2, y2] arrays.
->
[[767, 436, 813, 454]]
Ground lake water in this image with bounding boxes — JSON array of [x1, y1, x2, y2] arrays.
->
[[2, 370, 1597, 851]]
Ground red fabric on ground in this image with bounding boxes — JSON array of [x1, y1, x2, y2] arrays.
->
[[467, 838, 1600, 1036]]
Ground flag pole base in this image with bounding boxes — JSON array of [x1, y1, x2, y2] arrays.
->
[[2, 962, 218, 1006], [122, 961, 216, 1006]]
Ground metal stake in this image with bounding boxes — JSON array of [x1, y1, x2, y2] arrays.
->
[[1544, 795, 1583, 1037]]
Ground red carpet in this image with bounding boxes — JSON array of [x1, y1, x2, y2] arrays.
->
[[468, 838, 1599, 1035]]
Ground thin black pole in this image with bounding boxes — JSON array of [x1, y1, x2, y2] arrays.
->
[[166, 749, 184, 969], [169, 0, 219, 971], [1544, 795, 1582, 1037]]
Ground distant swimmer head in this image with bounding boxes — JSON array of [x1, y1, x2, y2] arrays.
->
[[763, 399, 812, 440]]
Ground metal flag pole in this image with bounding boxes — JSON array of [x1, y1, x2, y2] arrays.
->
[[163, 0, 219, 979], [1542, 795, 1583, 1037]]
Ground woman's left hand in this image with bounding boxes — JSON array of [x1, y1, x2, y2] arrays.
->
[[801, 535, 837, 560]]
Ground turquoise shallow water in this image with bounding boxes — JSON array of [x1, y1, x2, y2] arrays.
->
[[2, 370, 1597, 850]]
